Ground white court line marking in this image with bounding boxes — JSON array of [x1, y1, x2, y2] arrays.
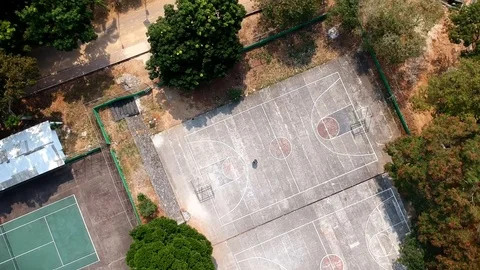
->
[[44, 217, 64, 266], [364, 195, 409, 270], [0, 241, 54, 265], [185, 72, 341, 139], [188, 139, 250, 220], [234, 189, 409, 270], [340, 75, 379, 162], [0, 204, 77, 237], [309, 74, 377, 158], [0, 195, 75, 227], [237, 257, 289, 270], [73, 196, 99, 265], [234, 188, 393, 256], [392, 195, 411, 234], [261, 104, 300, 192], [222, 159, 377, 226], [52, 252, 97, 270], [312, 224, 335, 270], [0, 234, 16, 270], [84, 106, 135, 229]]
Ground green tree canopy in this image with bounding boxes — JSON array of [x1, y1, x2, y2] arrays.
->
[[255, 0, 322, 29], [419, 59, 480, 119], [329, 0, 442, 65], [386, 115, 480, 269], [17, 0, 97, 51], [0, 50, 39, 125], [146, 0, 246, 90], [126, 217, 214, 269], [449, 2, 480, 56]]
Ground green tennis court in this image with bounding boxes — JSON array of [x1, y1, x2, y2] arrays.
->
[[0, 196, 98, 270]]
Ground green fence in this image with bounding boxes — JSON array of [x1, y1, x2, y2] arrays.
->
[[110, 149, 141, 223], [64, 147, 102, 164], [360, 30, 411, 135], [242, 14, 327, 53], [91, 87, 152, 225]]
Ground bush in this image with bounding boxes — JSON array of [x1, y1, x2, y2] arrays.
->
[[397, 234, 425, 270], [256, 0, 323, 29], [146, 0, 246, 90], [227, 88, 243, 102], [137, 193, 157, 218], [126, 217, 214, 269]]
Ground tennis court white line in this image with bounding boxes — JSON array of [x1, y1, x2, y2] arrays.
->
[[234, 188, 394, 256], [0, 241, 54, 265], [184, 72, 341, 139], [52, 252, 98, 270], [0, 203, 77, 236], [0, 234, 16, 270], [0, 195, 75, 227], [73, 196, 99, 264], [45, 217, 64, 266]]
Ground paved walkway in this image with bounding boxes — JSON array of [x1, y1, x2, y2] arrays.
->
[[27, 0, 257, 94], [126, 114, 184, 223]]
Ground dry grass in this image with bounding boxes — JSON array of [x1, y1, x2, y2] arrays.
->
[[17, 59, 152, 157], [99, 108, 164, 222]]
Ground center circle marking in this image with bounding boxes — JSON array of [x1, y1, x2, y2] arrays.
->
[[269, 137, 292, 160], [320, 254, 344, 270]]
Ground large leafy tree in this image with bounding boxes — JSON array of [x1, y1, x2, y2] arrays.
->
[[126, 217, 214, 269], [146, 0, 246, 90], [386, 115, 480, 269], [255, 0, 322, 29], [16, 0, 97, 51], [0, 50, 39, 125], [449, 2, 480, 56], [419, 59, 480, 119]]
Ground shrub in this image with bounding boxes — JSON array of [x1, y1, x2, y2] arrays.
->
[[256, 0, 323, 29], [137, 193, 157, 218], [227, 88, 243, 102]]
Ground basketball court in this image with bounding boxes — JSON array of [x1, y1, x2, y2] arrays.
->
[[0, 196, 97, 270], [152, 56, 407, 269]]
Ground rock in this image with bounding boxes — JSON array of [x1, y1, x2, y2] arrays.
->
[[181, 209, 191, 222], [115, 73, 142, 91], [81, 131, 87, 137]]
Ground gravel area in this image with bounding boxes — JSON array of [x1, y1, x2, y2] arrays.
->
[[126, 115, 184, 223]]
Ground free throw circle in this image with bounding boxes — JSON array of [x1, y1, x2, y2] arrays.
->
[[317, 117, 340, 139]]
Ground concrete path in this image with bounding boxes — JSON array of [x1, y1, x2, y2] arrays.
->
[[27, 0, 257, 94], [126, 114, 184, 223]]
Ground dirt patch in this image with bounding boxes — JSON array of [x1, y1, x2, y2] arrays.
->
[[383, 12, 463, 134], [14, 59, 152, 157], [99, 109, 164, 223]]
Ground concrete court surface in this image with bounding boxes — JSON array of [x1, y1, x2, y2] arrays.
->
[[152, 56, 406, 269]]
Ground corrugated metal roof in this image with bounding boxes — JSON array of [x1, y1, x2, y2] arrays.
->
[[0, 121, 66, 191]]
